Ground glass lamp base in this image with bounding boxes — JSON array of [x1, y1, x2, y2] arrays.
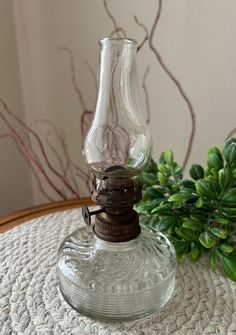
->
[[57, 225, 176, 321]]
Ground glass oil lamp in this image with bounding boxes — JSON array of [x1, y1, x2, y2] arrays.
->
[[57, 38, 176, 321]]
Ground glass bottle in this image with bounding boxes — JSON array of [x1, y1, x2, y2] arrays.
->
[[57, 38, 176, 321]]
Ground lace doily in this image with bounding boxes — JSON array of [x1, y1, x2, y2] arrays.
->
[[0, 208, 236, 335]]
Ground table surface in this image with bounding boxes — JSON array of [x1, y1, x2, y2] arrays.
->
[[0, 197, 91, 233], [1, 198, 236, 334]]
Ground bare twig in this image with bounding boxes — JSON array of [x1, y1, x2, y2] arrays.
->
[[85, 59, 98, 94], [81, 110, 93, 140], [0, 133, 54, 202], [36, 122, 68, 181], [109, 28, 126, 38], [142, 67, 151, 124], [134, 15, 149, 52], [149, 0, 196, 169], [68, 165, 79, 193], [59, 47, 93, 145], [59, 46, 87, 111], [85, 59, 97, 111], [45, 131, 69, 179], [103, 0, 126, 38], [0, 97, 79, 196], [37, 118, 89, 182], [225, 127, 236, 140], [47, 132, 81, 197], [0, 109, 66, 199]]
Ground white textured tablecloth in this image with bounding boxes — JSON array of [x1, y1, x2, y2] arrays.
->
[[0, 208, 236, 335]]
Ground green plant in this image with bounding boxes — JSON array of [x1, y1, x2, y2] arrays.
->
[[136, 138, 236, 281]]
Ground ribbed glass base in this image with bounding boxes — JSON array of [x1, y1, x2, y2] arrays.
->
[[57, 225, 176, 321]]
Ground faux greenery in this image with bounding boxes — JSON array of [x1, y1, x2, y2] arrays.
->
[[136, 138, 236, 281]]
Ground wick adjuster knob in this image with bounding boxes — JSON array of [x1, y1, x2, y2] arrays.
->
[[82, 205, 105, 226]]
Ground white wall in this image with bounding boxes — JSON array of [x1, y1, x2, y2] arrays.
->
[[0, 0, 33, 215], [1, 0, 236, 213]]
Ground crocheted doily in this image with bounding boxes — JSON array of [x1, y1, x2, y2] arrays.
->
[[0, 208, 236, 335]]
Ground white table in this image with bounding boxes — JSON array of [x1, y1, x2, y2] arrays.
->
[[0, 202, 236, 334]]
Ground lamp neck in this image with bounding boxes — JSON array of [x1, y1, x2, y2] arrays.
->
[[91, 175, 142, 242]]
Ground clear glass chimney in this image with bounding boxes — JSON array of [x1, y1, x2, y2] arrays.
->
[[83, 38, 151, 178]]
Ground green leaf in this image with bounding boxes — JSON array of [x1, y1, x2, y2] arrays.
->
[[168, 193, 190, 203], [182, 180, 196, 190], [158, 163, 169, 175], [223, 142, 236, 167], [210, 168, 218, 177], [142, 172, 157, 186], [195, 179, 216, 199], [190, 244, 201, 262], [173, 241, 191, 259], [210, 227, 227, 239], [139, 214, 152, 226], [174, 165, 183, 176], [135, 199, 160, 214], [175, 227, 197, 241], [218, 168, 232, 191], [205, 174, 217, 183], [159, 152, 165, 164], [224, 138, 236, 148], [151, 205, 174, 216], [218, 244, 234, 253], [221, 188, 236, 203], [196, 197, 204, 208], [190, 164, 204, 180], [182, 217, 203, 230], [232, 168, 236, 179], [157, 172, 167, 185], [207, 153, 223, 171], [199, 232, 215, 248], [209, 251, 217, 270], [171, 183, 180, 193], [213, 216, 230, 224], [144, 158, 157, 173], [208, 146, 222, 157], [164, 150, 174, 165], [204, 168, 211, 178], [220, 207, 236, 217], [231, 250, 236, 261], [220, 254, 236, 281], [145, 187, 163, 199], [155, 217, 174, 232], [168, 224, 176, 234], [144, 215, 159, 230]]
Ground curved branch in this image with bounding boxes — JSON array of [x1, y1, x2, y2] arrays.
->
[[81, 110, 93, 141], [134, 15, 149, 52], [103, 0, 126, 38], [59, 46, 87, 111], [0, 133, 54, 202], [109, 28, 126, 38], [45, 131, 69, 179], [0, 97, 79, 197], [85, 59, 98, 94], [142, 67, 151, 124], [46, 132, 80, 197], [149, 0, 196, 169], [225, 127, 236, 140], [0, 110, 66, 199], [36, 118, 89, 181]]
